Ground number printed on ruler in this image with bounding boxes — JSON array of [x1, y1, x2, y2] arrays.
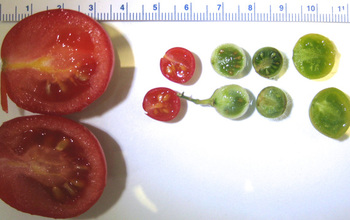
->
[[0, 0, 349, 22]]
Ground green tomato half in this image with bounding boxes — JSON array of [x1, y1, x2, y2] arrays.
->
[[293, 33, 338, 80], [309, 87, 350, 139], [211, 43, 247, 78]]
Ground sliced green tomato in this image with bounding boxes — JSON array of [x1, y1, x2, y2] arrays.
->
[[178, 84, 250, 119], [211, 84, 250, 119], [256, 86, 287, 118], [293, 33, 338, 80], [253, 47, 285, 79], [211, 43, 246, 78], [309, 87, 350, 139]]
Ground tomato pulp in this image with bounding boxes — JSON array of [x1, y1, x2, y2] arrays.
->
[[0, 115, 107, 218], [1, 9, 114, 115], [143, 87, 181, 121], [160, 47, 196, 84]]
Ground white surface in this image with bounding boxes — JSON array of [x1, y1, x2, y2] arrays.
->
[[1, 21, 350, 220]]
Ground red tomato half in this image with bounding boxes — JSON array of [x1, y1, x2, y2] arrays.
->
[[143, 87, 181, 121], [160, 47, 196, 84], [0, 115, 107, 218], [1, 9, 114, 115]]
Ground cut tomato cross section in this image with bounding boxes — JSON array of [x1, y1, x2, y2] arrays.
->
[[0, 115, 107, 218], [1, 9, 114, 115]]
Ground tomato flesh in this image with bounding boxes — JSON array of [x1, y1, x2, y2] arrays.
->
[[160, 47, 195, 84], [143, 87, 181, 121], [1, 9, 114, 115], [0, 115, 107, 218]]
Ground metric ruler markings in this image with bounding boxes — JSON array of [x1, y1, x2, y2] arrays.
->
[[0, 2, 349, 23]]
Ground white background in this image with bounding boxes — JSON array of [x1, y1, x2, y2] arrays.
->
[[1, 19, 350, 220]]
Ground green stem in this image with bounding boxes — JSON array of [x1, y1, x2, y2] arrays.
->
[[177, 92, 213, 106]]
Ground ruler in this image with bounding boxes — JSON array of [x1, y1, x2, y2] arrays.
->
[[0, 0, 349, 22]]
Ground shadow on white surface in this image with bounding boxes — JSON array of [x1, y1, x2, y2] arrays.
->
[[183, 52, 202, 86], [77, 124, 127, 219]]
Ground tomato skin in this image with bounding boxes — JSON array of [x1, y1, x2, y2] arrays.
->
[[1, 9, 114, 115], [160, 47, 196, 84], [143, 87, 181, 121], [0, 115, 107, 218]]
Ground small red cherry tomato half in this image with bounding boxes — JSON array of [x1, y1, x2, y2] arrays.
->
[[143, 87, 181, 121], [1, 9, 114, 115], [160, 47, 196, 84], [0, 115, 107, 218]]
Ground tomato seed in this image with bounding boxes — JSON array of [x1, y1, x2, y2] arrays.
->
[[161, 108, 170, 114], [153, 109, 159, 115], [57, 81, 68, 93], [55, 138, 70, 151], [157, 94, 163, 102], [63, 182, 77, 196], [157, 94, 171, 102], [76, 71, 90, 81], [75, 164, 90, 170], [52, 186, 65, 201], [70, 179, 85, 188], [46, 82, 52, 95], [166, 65, 175, 75], [162, 94, 170, 102], [179, 63, 188, 71]]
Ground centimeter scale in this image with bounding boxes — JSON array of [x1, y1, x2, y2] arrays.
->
[[0, 1, 349, 22]]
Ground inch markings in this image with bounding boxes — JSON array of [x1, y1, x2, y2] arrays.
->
[[0, 1, 349, 23]]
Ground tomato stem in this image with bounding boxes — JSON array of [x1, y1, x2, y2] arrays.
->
[[177, 92, 213, 106]]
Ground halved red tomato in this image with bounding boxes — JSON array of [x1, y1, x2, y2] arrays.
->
[[0, 115, 107, 218], [143, 87, 181, 121], [160, 47, 196, 84], [1, 9, 114, 115]]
